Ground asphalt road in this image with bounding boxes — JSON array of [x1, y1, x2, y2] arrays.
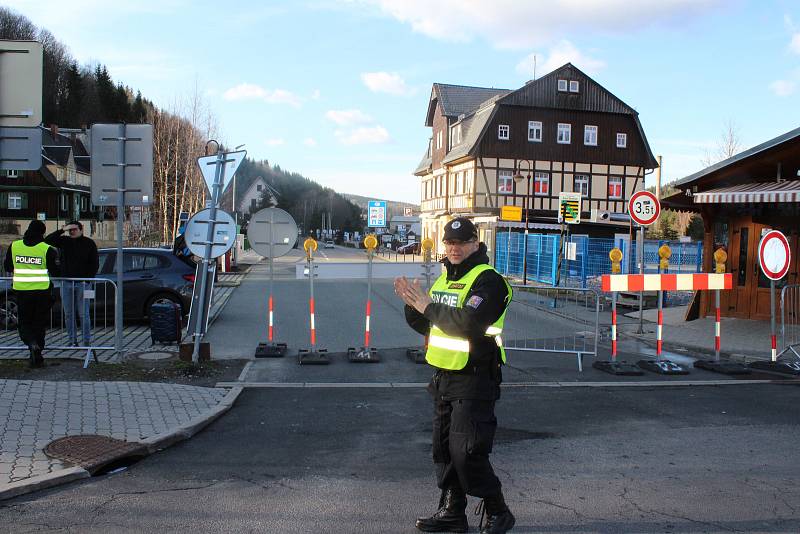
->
[[3, 383, 800, 533]]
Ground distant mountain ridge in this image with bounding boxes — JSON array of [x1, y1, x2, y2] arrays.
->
[[341, 193, 420, 221]]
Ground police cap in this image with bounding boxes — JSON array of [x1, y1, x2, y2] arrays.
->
[[442, 217, 477, 242]]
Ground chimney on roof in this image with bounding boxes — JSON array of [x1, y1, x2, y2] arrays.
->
[[49, 124, 58, 138]]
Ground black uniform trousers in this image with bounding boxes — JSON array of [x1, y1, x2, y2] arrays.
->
[[16, 289, 53, 350], [431, 373, 501, 498]]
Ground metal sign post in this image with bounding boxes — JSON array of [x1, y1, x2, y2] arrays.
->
[[750, 230, 800, 375], [247, 207, 298, 357], [298, 237, 328, 364], [186, 147, 244, 364], [557, 192, 581, 287], [90, 124, 154, 360], [349, 235, 380, 362]]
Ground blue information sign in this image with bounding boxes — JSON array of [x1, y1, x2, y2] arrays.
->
[[368, 200, 387, 228]]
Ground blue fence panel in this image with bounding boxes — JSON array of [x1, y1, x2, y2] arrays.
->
[[496, 232, 705, 299]]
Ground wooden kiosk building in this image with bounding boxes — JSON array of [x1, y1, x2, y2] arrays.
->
[[665, 127, 800, 320]]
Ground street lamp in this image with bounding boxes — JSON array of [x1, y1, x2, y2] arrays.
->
[[513, 160, 533, 285]]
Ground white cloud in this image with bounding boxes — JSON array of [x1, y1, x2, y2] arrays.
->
[[351, 0, 721, 50], [223, 83, 302, 107], [770, 79, 796, 97], [361, 71, 415, 96], [335, 126, 390, 145], [515, 41, 606, 77], [311, 89, 321, 100], [325, 109, 373, 126], [304, 137, 318, 147], [264, 138, 285, 146], [790, 33, 800, 55]]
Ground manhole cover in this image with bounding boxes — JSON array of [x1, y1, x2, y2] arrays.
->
[[45, 435, 148, 475], [136, 351, 175, 361]]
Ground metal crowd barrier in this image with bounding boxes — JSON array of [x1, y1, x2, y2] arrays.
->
[[780, 284, 800, 360], [0, 277, 120, 367], [504, 284, 600, 371]]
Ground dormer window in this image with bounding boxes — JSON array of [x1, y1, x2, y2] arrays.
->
[[569, 80, 579, 93], [498, 124, 510, 140], [450, 124, 462, 148], [557, 79, 568, 92]]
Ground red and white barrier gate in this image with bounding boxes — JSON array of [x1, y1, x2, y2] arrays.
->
[[596, 273, 735, 375]]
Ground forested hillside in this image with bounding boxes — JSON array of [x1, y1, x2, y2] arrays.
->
[[0, 7, 363, 242]]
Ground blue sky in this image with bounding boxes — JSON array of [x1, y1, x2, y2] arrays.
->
[[5, 0, 800, 204]]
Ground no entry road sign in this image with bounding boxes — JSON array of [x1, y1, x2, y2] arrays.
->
[[628, 190, 660, 226], [759, 230, 791, 281]]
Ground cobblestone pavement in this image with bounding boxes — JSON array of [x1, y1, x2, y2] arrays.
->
[[0, 380, 231, 490]]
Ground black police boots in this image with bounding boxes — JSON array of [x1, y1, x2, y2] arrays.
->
[[477, 492, 515, 534], [415, 487, 468, 532], [29, 345, 44, 368]]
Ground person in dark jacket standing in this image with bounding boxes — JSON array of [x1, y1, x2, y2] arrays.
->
[[394, 217, 515, 534], [46, 221, 98, 346], [4, 220, 60, 367]]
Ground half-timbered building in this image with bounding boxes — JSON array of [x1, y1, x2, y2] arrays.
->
[[414, 63, 658, 256]]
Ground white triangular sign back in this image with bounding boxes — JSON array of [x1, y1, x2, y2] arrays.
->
[[197, 150, 246, 196]]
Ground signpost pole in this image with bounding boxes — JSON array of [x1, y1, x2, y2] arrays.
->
[[114, 126, 126, 360], [268, 209, 275, 342], [637, 225, 645, 334], [191, 149, 226, 364], [771, 279, 777, 362]]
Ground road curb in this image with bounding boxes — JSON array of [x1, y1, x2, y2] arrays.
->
[[142, 386, 243, 453], [0, 386, 242, 502], [0, 466, 90, 502]]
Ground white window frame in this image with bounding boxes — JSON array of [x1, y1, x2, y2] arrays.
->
[[557, 79, 568, 92], [584, 125, 598, 146], [569, 80, 579, 93], [534, 172, 550, 196], [60, 194, 68, 211], [498, 170, 513, 194], [437, 130, 443, 150], [4, 169, 19, 178], [498, 124, 510, 140], [527, 121, 542, 142], [557, 123, 571, 144], [8, 192, 22, 210], [617, 133, 627, 148], [608, 176, 623, 199], [574, 175, 590, 198]]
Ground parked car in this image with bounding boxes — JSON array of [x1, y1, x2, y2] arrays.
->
[[0, 248, 196, 328], [324, 240, 335, 249], [397, 242, 420, 254]]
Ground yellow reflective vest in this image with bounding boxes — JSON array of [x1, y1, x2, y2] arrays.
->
[[425, 263, 512, 370], [11, 240, 51, 291]]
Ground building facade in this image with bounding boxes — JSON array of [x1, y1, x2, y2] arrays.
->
[[414, 64, 658, 257]]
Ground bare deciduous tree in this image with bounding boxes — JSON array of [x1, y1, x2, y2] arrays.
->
[[701, 119, 742, 168]]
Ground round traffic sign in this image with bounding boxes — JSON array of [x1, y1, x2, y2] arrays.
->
[[184, 208, 236, 259], [246, 208, 298, 259], [758, 230, 791, 280], [628, 190, 660, 226]]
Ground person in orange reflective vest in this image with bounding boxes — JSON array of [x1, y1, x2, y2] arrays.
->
[[394, 217, 514, 534], [4, 220, 60, 367]]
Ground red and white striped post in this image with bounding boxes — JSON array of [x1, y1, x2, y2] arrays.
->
[[611, 291, 618, 360], [656, 293, 663, 358], [364, 299, 371, 348], [714, 290, 721, 359], [268, 295, 274, 342]]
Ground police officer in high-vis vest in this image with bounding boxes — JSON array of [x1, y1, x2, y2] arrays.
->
[[394, 217, 514, 534], [4, 220, 59, 367]]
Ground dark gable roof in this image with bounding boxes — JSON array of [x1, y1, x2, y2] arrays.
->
[[498, 63, 635, 113], [496, 63, 657, 168], [425, 83, 511, 126], [674, 125, 800, 188], [43, 145, 71, 166]]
